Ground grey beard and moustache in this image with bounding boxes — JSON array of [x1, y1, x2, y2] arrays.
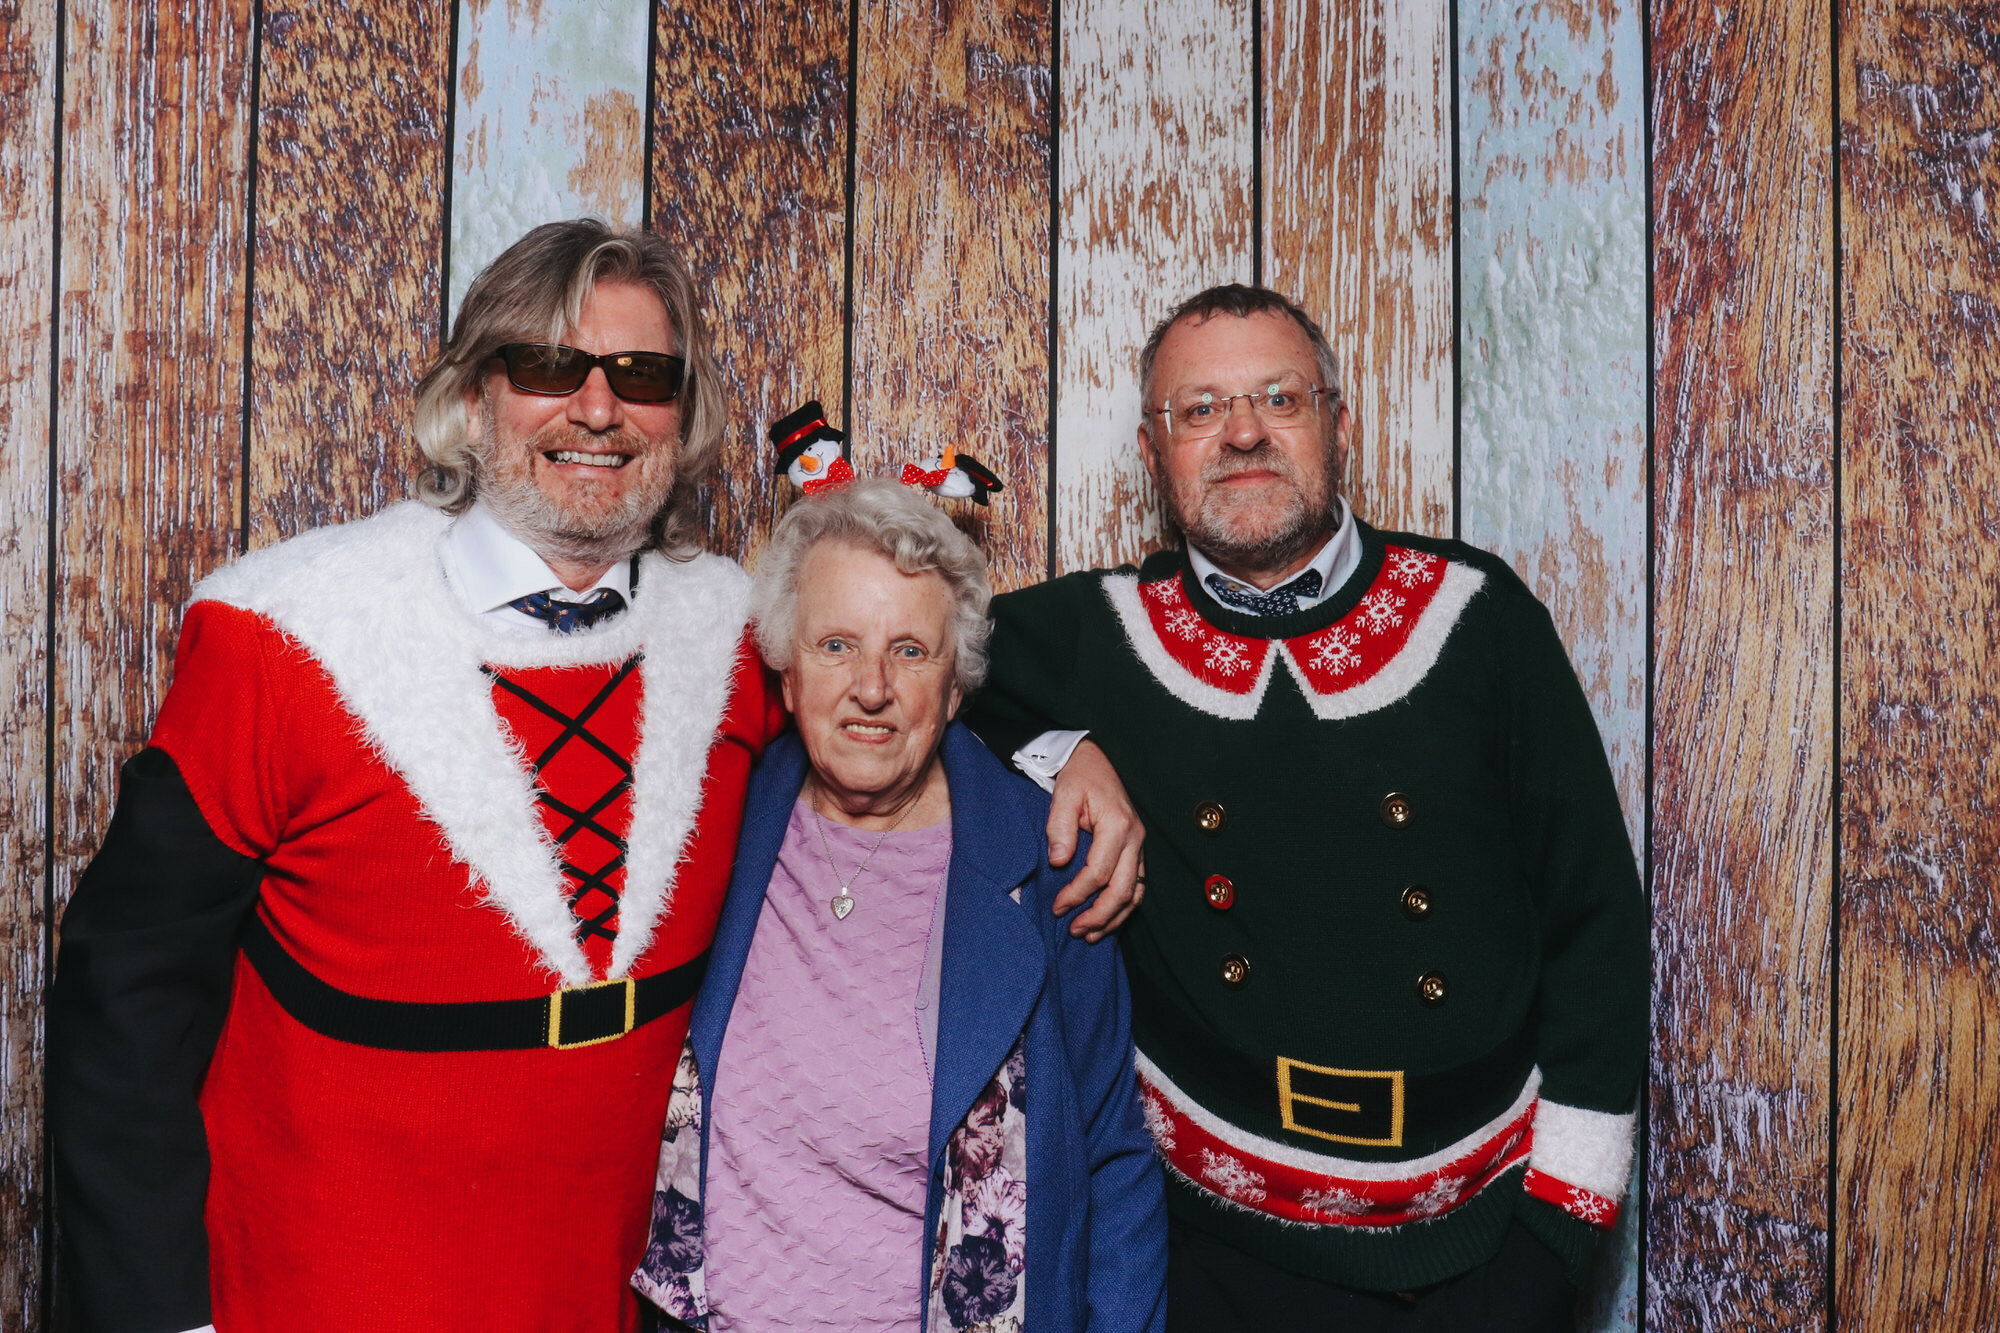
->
[[473, 412, 675, 570], [1158, 438, 1342, 575]]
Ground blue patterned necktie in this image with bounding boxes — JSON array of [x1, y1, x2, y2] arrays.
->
[[1204, 568, 1323, 616], [507, 587, 627, 634]]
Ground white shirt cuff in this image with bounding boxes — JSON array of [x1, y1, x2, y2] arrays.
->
[[180, 1326, 217, 1332], [1011, 729, 1091, 793]]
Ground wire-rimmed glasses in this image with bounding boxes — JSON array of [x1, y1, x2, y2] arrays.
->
[[1145, 377, 1337, 440]]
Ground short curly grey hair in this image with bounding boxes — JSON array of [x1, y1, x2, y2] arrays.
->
[[411, 218, 726, 557], [751, 478, 993, 694]]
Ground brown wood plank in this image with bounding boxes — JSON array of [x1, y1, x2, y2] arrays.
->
[[649, 0, 851, 570], [1264, 0, 1455, 538], [1647, 0, 1835, 1325], [1838, 4, 2000, 1328], [51, 0, 255, 987], [0, 2, 58, 1320], [848, 0, 1052, 592], [246, 1, 450, 545], [1051, 0, 1254, 575]]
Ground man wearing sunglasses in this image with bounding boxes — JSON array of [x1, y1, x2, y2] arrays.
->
[[968, 284, 1647, 1330], [49, 220, 789, 1332]]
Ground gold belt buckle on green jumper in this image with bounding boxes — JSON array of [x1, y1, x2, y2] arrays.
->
[[547, 975, 638, 1049], [1276, 1057, 1406, 1148]]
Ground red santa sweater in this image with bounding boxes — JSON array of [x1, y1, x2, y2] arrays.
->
[[147, 504, 785, 1332]]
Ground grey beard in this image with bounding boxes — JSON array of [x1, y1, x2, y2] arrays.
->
[[473, 422, 668, 570], [1159, 448, 1339, 576]]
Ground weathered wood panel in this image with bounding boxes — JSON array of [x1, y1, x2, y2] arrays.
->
[[848, 0, 1053, 592], [649, 0, 849, 570], [1838, 5, 2000, 1328], [449, 0, 650, 320], [246, 1, 449, 545], [50, 0, 257, 963], [1264, 0, 1455, 538], [1647, 0, 1834, 1325], [1455, 2, 1647, 1325], [0, 3, 58, 1320], [1051, 0, 1254, 575]]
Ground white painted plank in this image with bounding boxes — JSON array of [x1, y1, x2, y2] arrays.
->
[[1455, 3, 1648, 1326], [1053, 0, 1255, 574], [449, 0, 650, 319]]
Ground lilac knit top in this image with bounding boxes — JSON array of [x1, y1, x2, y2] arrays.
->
[[703, 797, 952, 1333]]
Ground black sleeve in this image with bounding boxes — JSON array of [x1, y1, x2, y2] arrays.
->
[[49, 747, 263, 1333], [962, 576, 1090, 768]]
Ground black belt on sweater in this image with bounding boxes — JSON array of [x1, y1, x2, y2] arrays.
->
[[1127, 964, 1536, 1150], [241, 913, 708, 1052]]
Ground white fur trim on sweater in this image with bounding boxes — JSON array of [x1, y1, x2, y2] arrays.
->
[[1104, 574, 1276, 721], [1527, 1099, 1635, 1200], [1104, 563, 1483, 723], [1136, 1050, 1542, 1183], [194, 502, 750, 985], [1275, 562, 1485, 720]]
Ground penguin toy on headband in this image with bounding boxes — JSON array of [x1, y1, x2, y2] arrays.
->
[[900, 442, 1005, 506], [771, 401, 854, 494]]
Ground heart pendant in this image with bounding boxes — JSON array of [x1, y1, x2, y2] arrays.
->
[[830, 894, 855, 920]]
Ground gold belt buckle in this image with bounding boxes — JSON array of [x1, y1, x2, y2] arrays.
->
[[1276, 1056, 1405, 1148], [547, 975, 638, 1049]]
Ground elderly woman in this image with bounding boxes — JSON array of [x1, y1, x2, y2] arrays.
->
[[633, 479, 1166, 1332]]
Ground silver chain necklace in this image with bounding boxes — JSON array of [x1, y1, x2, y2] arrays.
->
[[809, 787, 916, 920]]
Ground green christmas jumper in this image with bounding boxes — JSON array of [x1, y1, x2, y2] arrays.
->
[[969, 521, 1648, 1292]]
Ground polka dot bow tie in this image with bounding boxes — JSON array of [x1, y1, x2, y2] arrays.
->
[[1204, 568, 1323, 617], [507, 587, 628, 634]]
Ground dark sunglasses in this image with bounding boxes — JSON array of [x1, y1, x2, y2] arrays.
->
[[494, 343, 689, 404]]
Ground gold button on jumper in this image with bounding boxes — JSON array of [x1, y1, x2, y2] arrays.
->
[[1416, 972, 1448, 1006], [1379, 792, 1414, 828], [1219, 953, 1252, 989], [1400, 885, 1432, 920], [1194, 800, 1228, 834], [1204, 874, 1236, 910]]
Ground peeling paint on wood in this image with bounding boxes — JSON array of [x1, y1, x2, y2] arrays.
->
[[1454, 1, 1646, 1324], [247, 1, 449, 544], [1265, 0, 1456, 538], [52, 0, 256, 867], [1051, 0, 1254, 575], [0, 2, 57, 1318], [1648, 0, 1835, 1326], [848, 0, 1053, 593], [1838, 4, 2000, 1328], [649, 0, 850, 571], [448, 0, 649, 320]]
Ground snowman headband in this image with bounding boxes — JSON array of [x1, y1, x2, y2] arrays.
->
[[769, 400, 847, 472]]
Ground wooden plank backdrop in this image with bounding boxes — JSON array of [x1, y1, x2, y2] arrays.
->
[[1648, 0, 1837, 1327], [847, 0, 1054, 593], [1265, 0, 1457, 538], [1455, 0, 1649, 1325], [245, 0, 448, 544], [649, 0, 851, 570], [1051, 0, 1254, 574], [7, 0, 2000, 1328], [0, 0, 58, 1320], [449, 0, 650, 319], [1837, 2, 2000, 1328]]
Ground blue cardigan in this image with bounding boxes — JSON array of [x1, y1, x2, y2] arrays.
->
[[667, 723, 1167, 1332]]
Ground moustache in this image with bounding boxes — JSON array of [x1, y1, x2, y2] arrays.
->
[[1202, 445, 1299, 485], [527, 421, 655, 457]]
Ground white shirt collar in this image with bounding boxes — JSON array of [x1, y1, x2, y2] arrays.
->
[[1187, 501, 1360, 612], [443, 500, 635, 626]]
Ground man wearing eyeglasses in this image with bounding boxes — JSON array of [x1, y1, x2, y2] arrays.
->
[[48, 220, 792, 1332], [972, 284, 1646, 1330]]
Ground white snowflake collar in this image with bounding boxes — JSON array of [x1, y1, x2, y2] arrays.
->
[[1105, 545, 1487, 721]]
